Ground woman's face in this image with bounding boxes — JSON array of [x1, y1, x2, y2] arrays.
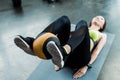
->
[[91, 16, 105, 29]]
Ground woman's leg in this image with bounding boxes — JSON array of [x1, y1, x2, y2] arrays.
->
[[65, 20, 91, 69], [44, 16, 71, 68], [67, 20, 90, 52]]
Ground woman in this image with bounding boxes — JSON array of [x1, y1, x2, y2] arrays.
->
[[14, 15, 107, 79]]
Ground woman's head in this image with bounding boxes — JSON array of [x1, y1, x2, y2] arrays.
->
[[90, 16, 106, 32]]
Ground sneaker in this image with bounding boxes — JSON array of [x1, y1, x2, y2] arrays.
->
[[14, 35, 35, 56], [46, 41, 66, 68]]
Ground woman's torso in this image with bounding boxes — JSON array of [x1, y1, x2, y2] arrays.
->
[[89, 29, 101, 51]]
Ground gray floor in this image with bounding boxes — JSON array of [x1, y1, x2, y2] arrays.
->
[[0, 0, 120, 80]]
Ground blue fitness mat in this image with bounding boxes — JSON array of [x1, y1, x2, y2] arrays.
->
[[27, 33, 115, 80]]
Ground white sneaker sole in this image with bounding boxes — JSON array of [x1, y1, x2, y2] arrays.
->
[[14, 36, 33, 54], [47, 41, 64, 68]]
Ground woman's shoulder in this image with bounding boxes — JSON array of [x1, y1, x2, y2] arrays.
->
[[98, 32, 107, 40]]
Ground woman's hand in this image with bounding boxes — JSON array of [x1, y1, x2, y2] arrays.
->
[[73, 66, 88, 79], [54, 65, 60, 71]]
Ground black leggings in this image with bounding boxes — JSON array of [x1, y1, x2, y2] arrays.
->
[[36, 16, 71, 46], [35, 16, 91, 69]]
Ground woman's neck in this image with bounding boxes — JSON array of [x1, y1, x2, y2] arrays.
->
[[89, 25, 100, 31]]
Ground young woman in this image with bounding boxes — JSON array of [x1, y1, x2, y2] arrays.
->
[[14, 15, 107, 79]]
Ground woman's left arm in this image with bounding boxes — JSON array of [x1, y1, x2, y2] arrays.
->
[[89, 33, 107, 64]]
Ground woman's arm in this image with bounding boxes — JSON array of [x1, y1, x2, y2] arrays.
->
[[89, 33, 107, 64]]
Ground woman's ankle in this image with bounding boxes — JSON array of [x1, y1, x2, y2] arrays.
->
[[63, 44, 71, 54]]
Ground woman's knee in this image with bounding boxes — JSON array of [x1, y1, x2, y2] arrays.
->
[[61, 15, 71, 25], [75, 20, 88, 30]]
